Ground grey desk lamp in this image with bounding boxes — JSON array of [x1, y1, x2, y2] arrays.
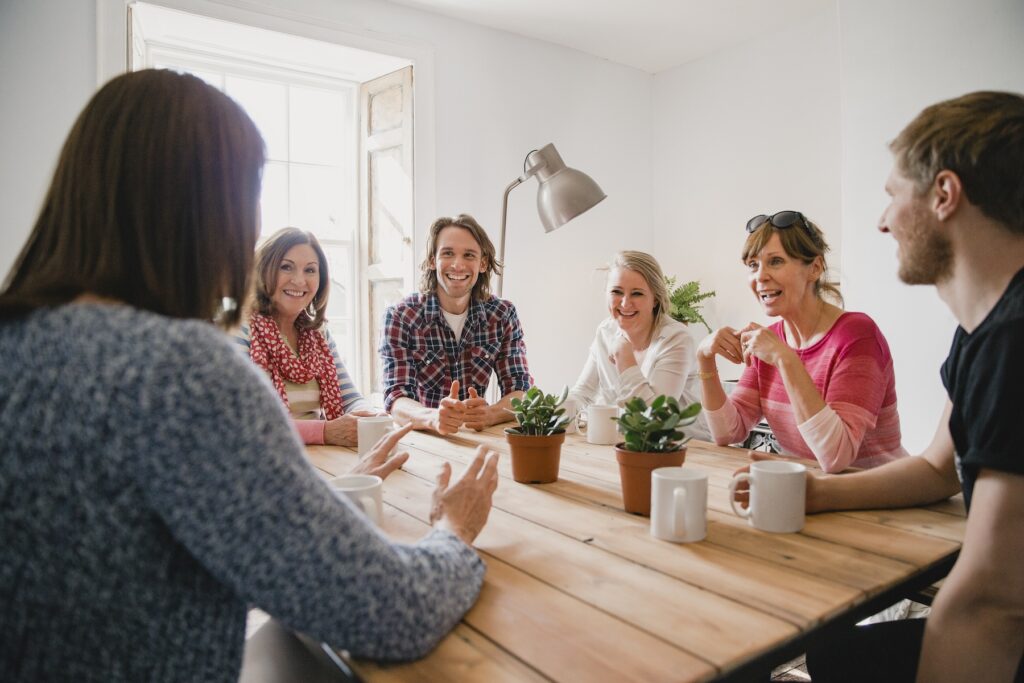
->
[[496, 144, 606, 297]]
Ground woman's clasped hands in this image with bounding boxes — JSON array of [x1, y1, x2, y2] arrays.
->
[[698, 323, 797, 368]]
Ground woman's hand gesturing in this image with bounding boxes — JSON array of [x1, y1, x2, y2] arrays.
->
[[347, 423, 414, 480], [429, 446, 500, 546], [697, 326, 744, 365]]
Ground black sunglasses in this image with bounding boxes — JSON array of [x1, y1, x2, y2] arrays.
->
[[745, 211, 812, 234]]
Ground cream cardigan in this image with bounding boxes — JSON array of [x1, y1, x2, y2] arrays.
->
[[565, 316, 710, 441]]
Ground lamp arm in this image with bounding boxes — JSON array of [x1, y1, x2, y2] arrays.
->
[[496, 173, 528, 298], [497, 150, 550, 298]]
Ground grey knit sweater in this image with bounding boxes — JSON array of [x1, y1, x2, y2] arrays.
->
[[0, 304, 485, 682]]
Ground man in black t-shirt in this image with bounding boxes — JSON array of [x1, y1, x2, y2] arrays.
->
[[763, 92, 1024, 682]]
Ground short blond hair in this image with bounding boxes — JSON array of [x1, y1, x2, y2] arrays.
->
[[890, 90, 1024, 234]]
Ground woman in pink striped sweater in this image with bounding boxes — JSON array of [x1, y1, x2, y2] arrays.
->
[[696, 211, 907, 472]]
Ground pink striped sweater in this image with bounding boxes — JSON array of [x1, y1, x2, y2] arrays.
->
[[705, 312, 907, 472]]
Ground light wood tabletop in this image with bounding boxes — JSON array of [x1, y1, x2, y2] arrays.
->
[[306, 426, 965, 682]]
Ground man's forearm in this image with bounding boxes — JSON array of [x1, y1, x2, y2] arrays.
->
[[391, 397, 438, 432], [811, 454, 959, 512], [487, 391, 523, 426]]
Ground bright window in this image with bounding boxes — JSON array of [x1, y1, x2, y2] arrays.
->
[[151, 54, 360, 373]]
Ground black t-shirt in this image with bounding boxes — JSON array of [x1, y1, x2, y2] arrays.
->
[[940, 266, 1024, 510]]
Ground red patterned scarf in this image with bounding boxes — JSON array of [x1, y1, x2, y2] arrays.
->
[[247, 313, 345, 420]]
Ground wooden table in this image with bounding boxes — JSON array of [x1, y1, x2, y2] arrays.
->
[[307, 427, 965, 682]]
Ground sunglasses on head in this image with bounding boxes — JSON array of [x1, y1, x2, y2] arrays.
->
[[745, 211, 812, 234]]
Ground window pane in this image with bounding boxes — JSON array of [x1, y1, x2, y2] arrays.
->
[[322, 243, 352, 320], [369, 84, 403, 133], [369, 279, 404, 394], [368, 145, 410, 265], [290, 86, 347, 166], [260, 161, 289, 238], [290, 164, 350, 240], [326, 319, 354, 371], [226, 75, 288, 161]]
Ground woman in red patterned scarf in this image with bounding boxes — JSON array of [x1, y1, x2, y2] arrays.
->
[[237, 227, 382, 446]]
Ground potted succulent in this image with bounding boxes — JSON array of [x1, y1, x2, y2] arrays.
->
[[613, 395, 702, 515], [505, 386, 572, 484], [664, 276, 716, 333]]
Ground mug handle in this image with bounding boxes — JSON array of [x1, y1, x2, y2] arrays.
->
[[728, 473, 753, 519], [357, 495, 378, 523], [672, 487, 687, 538], [575, 409, 588, 435]]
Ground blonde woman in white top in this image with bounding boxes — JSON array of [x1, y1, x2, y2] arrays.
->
[[565, 251, 710, 440]]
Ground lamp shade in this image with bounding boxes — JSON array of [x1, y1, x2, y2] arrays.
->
[[526, 144, 607, 232]]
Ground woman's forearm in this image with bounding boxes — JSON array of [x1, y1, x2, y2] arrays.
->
[[697, 358, 728, 411], [775, 354, 826, 424]]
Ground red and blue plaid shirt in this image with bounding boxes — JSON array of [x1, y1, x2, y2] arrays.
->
[[380, 293, 533, 411]]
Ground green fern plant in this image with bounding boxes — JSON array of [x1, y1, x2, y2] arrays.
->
[[664, 276, 716, 333]]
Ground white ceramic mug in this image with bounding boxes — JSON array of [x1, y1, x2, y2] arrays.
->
[[579, 404, 619, 445], [357, 416, 394, 457], [650, 467, 707, 543], [330, 474, 383, 525], [728, 460, 806, 533]]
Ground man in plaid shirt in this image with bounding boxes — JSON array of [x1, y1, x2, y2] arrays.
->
[[381, 214, 532, 435]]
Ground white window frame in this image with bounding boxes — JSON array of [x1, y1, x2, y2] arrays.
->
[[142, 45, 361, 376], [97, 0, 437, 394]]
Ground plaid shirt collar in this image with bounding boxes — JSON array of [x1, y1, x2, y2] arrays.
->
[[422, 292, 488, 338]]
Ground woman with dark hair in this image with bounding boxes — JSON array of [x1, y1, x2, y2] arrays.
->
[[0, 69, 498, 683], [235, 227, 381, 446], [697, 211, 907, 472]]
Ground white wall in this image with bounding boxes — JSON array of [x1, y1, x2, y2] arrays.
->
[[0, 0, 653, 394], [0, 0, 96, 280], [651, 0, 1024, 450], [651, 5, 842, 377], [837, 0, 1024, 450], [9, 0, 1018, 446]]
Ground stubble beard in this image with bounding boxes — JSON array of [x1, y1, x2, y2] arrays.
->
[[896, 221, 954, 286]]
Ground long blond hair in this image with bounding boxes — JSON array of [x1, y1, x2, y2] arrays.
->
[[610, 251, 673, 334]]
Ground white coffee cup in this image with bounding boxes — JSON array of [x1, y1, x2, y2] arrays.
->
[[650, 467, 707, 543], [579, 404, 619, 445], [357, 416, 394, 457], [330, 474, 383, 525], [728, 460, 807, 533]]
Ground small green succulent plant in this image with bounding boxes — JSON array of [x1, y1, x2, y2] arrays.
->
[[507, 386, 572, 436], [614, 395, 702, 453]]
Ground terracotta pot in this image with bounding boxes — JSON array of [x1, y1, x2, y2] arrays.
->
[[505, 429, 566, 484], [615, 445, 687, 516]]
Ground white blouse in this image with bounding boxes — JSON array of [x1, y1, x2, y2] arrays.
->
[[565, 317, 710, 441]]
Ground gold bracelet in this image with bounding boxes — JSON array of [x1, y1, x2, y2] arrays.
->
[[697, 370, 718, 381]]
